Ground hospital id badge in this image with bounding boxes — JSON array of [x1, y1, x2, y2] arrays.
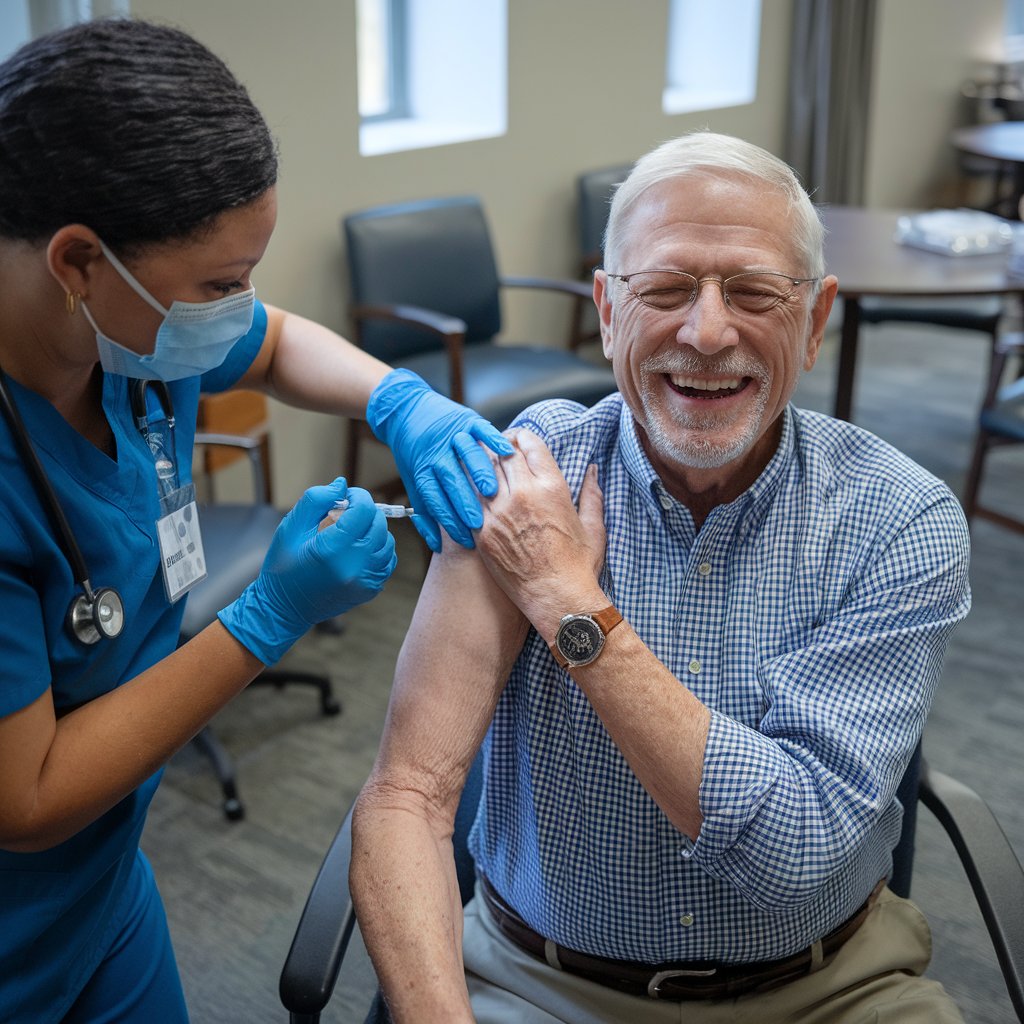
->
[[156, 483, 207, 603]]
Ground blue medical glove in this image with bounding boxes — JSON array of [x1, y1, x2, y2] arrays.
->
[[218, 478, 397, 666], [366, 368, 514, 551]]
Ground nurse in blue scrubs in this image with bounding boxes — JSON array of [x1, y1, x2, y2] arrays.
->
[[0, 18, 513, 1023]]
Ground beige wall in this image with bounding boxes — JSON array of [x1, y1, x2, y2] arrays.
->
[[130, 0, 794, 501], [865, 0, 1005, 208], [131, 0, 1000, 503]]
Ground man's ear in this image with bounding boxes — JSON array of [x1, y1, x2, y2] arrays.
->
[[593, 270, 615, 361], [46, 225, 105, 298], [804, 274, 838, 372]]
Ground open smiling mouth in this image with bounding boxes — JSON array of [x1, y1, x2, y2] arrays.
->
[[665, 373, 752, 399]]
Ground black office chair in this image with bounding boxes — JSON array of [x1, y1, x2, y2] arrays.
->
[[278, 742, 1024, 1024], [571, 163, 634, 350], [179, 394, 340, 821], [341, 195, 617, 490], [962, 331, 1024, 533], [576, 163, 634, 277]]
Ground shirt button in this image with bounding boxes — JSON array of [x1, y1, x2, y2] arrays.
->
[[688, 659, 701, 674], [659, 493, 673, 510], [680, 913, 695, 927], [697, 561, 712, 577]]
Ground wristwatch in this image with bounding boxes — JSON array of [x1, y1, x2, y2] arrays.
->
[[550, 606, 623, 668]]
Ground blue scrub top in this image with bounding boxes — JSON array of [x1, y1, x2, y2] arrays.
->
[[0, 301, 268, 1022]]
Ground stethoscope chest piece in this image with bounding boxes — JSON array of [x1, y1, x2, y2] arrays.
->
[[0, 366, 137, 647], [67, 585, 126, 645]]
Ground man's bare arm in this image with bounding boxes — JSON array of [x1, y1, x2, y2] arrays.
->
[[350, 541, 528, 1024]]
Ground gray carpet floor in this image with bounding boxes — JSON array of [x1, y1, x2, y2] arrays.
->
[[143, 317, 1024, 1023]]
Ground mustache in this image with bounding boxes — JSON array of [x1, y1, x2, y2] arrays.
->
[[641, 352, 768, 379]]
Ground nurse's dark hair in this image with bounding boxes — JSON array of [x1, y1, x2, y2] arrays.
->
[[0, 17, 278, 254]]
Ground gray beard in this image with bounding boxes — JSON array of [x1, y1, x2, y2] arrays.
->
[[638, 353, 774, 469]]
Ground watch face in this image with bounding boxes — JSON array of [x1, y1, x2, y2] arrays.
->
[[556, 616, 604, 666]]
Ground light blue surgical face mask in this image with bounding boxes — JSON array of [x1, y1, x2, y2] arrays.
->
[[80, 239, 256, 381]]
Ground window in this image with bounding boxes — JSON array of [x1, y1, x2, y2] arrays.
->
[[0, 4, 31, 63], [663, 0, 762, 115], [0, 0, 130, 64], [356, 0, 507, 157], [357, 0, 409, 121], [1006, 0, 1024, 62]]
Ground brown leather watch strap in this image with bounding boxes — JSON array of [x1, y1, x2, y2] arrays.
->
[[591, 606, 623, 636]]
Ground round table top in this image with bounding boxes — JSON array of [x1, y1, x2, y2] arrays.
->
[[819, 205, 1024, 298], [950, 120, 1024, 163]]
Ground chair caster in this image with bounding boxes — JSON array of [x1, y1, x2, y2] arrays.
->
[[224, 797, 245, 821]]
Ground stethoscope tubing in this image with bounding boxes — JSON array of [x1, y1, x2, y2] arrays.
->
[[0, 369, 174, 645], [0, 366, 96, 598]]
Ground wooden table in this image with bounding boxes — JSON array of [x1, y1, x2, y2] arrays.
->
[[950, 122, 1024, 217], [952, 121, 1024, 165], [819, 205, 1024, 421]]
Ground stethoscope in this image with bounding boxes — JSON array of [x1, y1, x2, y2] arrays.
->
[[0, 368, 175, 646]]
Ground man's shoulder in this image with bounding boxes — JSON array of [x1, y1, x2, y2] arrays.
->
[[511, 393, 623, 460], [791, 406, 962, 518]]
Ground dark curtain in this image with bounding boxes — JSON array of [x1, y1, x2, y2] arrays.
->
[[785, 0, 878, 205]]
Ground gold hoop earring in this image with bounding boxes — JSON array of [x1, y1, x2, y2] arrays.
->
[[65, 291, 80, 316]]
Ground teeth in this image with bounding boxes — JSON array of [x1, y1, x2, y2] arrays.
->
[[668, 375, 742, 392]]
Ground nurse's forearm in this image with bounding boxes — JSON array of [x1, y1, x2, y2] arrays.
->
[[243, 304, 391, 419], [0, 622, 262, 852]]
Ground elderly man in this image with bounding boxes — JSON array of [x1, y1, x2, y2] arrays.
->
[[350, 132, 971, 1023]]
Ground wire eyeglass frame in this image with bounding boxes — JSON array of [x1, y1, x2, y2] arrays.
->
[[605, 269, 821, 315]]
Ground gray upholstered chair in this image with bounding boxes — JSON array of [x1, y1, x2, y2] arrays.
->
[[576, 162, 633, 277], [179, 400, 339, 821], [571, 163, 633, 350], [962, 332, 1024, 533], [341, 196, 617, 489]]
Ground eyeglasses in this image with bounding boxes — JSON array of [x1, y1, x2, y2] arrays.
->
[[606, 269, 820, 315]]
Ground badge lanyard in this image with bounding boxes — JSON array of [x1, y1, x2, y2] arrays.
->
[[130, 380, 207, 604]]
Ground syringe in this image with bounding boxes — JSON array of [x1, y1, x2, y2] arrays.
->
[[332, 499, 417, 518]]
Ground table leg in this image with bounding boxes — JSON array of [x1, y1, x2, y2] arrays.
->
[[833, 297, 861, 422], [1011, 162, 1024, 219]]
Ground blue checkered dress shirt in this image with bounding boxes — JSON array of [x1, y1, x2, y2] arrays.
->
[[470, 394, 971, 964]]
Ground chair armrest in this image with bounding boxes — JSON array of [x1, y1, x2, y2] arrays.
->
[[919, 760, 1024, 1021], [350, 302, 469, 403], [501, 275, 594, 300], [350, 302, 466, 339], [501, 276, 597, 351], [279, 808, 359, 1022], [193, 431, 268, 504]]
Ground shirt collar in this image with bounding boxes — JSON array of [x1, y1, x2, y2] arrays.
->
[[615, 401, 797, 526]]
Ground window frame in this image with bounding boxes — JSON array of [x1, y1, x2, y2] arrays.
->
[[358, 0, 411, 124]]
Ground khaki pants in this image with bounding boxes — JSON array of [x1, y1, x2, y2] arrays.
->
[[463, 885, 963, 1023]]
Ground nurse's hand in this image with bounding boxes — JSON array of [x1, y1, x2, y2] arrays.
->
[[366, 368, 514, 552], [218, 478, 396, 666]]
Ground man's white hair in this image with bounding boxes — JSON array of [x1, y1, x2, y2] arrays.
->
[[603, 131, 825, 283]]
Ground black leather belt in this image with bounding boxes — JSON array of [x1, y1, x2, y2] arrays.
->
[[480, 876, 881, 1002]]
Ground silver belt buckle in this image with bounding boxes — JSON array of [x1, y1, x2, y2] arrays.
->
[[647, 967, 717, 998]]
